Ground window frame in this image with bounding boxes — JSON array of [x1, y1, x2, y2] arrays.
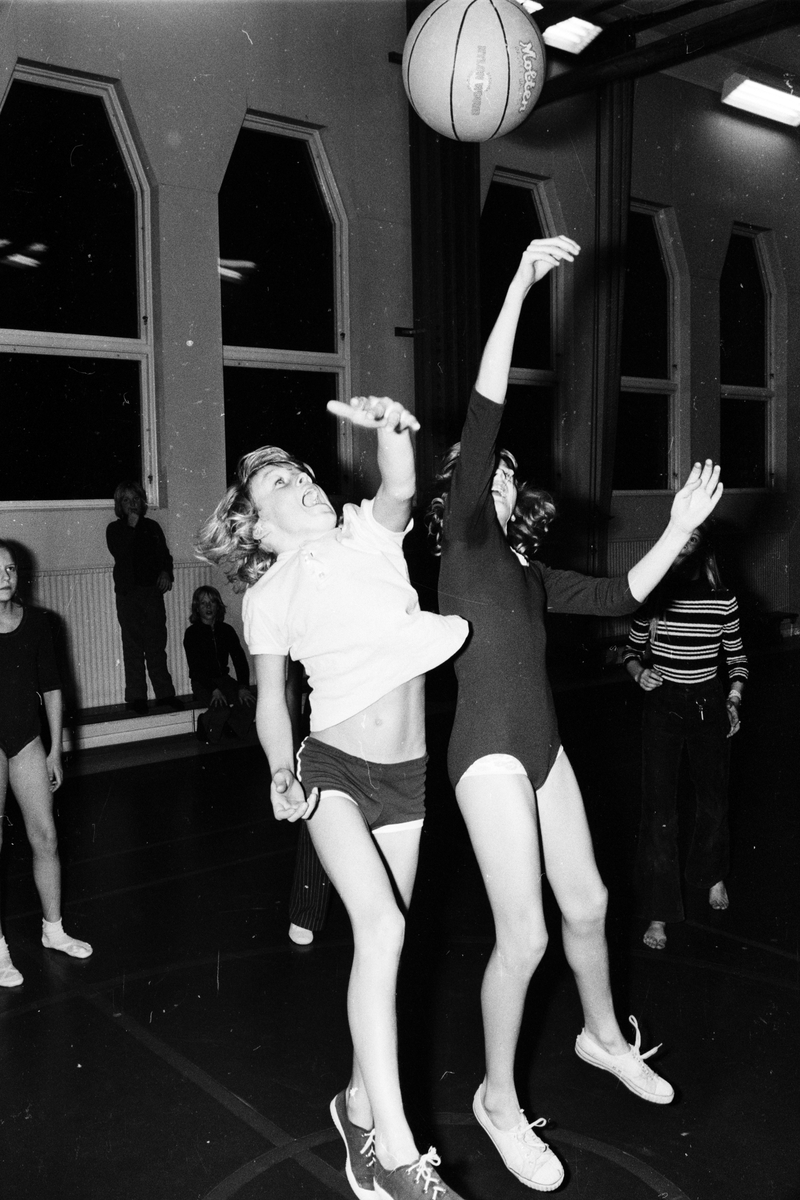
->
[[0, 62, 156, 511], [613, 202, 687, 495], [220, 115, 352, 487], [719, 224, 784, 493]]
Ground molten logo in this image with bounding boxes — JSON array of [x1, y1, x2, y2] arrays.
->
[[518, 40, 539, 112]]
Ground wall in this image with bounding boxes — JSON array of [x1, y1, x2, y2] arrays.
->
[[477, 68, 799, 618], [0, 0, 415, 704]]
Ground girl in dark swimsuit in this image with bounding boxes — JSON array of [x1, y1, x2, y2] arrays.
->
[[428, 239, 723, 1190], [0, 539, 92, 988]]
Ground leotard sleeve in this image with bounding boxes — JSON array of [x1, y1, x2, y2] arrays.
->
[[535, 561, 638, 616], [445, 389, 504, 543]]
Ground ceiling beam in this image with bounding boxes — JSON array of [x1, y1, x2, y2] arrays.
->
[[538, 0, 800, 106]]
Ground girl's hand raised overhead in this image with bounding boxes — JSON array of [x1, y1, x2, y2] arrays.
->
[[515, 235, 581, 289], [327, 395, 420, 433], [669, 459, 723, 535]]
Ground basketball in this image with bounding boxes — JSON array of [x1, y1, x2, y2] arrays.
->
[[402, 0, 546, 142]]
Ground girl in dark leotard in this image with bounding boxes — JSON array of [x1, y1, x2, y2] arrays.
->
[[0, 540, 92, 989], [427, 239, 724, 1191]]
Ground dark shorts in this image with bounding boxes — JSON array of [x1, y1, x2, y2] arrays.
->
[[296, 736, 427, 832]]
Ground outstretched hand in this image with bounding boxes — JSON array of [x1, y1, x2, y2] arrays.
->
[[515, 235, 581, 289], [670, 459, 723, 535], [270, 767, 319, 823], [327, 395, 420, 433]]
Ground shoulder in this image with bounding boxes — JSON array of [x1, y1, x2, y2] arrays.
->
[[342, 499, 409, 548]]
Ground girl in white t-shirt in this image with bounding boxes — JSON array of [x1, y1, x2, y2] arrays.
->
[[196, 397, 468, 1200]]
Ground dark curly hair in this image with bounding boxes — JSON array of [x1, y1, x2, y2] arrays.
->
[[425, 443, 556, 563]]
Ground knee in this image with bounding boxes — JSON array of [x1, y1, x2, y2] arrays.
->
[[29, 823, 59, 859], [353, 902, 406, 960], [563, 882, 608, 933], [496, 918, 548, 978]]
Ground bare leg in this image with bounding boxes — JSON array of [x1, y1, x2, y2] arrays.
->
[[9, 738, 61, 922], [343, 823, 422, 1139], [307, 796, 421, 1169], [536, 752, 628, 1054], [456, 772, 548, 1129]]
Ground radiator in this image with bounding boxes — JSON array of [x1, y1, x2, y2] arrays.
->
[[32, 562, 214, 710], [605, 534, 794, 642]]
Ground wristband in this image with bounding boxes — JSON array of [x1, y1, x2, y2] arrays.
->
[[727, 691, 741, 705]]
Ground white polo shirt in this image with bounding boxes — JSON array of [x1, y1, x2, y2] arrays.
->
[[243, 498, 468, 731]]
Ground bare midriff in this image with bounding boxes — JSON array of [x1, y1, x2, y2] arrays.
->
[[312, 674, 426, 763]]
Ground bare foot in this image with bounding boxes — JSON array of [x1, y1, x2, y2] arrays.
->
[[643, 920, 667, 950], [709, 881, 729, 910]]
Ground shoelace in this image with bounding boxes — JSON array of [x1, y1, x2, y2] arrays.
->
[[360, 1129, 376, 1170], [406, 1148, 445, 1199], [628, 1015, 662, 1076]]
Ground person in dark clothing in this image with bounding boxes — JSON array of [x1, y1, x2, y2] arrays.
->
[[427, 238, 723, 1190], [623, 526, 747, 950], [106, 480, 181, 715], [183, 586, 255, 743], [0, 540, 92, 988]]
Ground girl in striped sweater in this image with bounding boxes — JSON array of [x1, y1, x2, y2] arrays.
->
[[623, 526, 747, 950]]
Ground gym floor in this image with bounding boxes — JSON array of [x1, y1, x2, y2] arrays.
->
[[1, 645, 797, 1200]]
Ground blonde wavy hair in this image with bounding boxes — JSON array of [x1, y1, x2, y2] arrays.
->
[[426, 443, 556, 563], [195, 446, 315, 590]]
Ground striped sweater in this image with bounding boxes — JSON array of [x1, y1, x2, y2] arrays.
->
[[623, 580, 748, 686]]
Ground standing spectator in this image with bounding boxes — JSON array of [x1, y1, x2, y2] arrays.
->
[[0, 539, 92, 988], [106, 481, 181, 715], [183, 585, 255, 743], [623, 526, 747, 951]]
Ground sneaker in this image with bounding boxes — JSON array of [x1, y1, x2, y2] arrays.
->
[[0, 957, 23, 988], [575, 1015, 674, 1104], [330, 1091, 376, 1199], [373, 1148, 463, 1200], [473, 1084, 563, 1191], [289, 923, 314, 945]]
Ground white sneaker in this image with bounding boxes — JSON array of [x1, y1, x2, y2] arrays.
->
[[472, 1084, 564, 1191], [575, 1015, 674, 1104], [289, 923, 314, 945], [0, 958, 23, 987]]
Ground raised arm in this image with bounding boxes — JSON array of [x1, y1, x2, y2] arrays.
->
[[477, 235, 580, 404], [326, 395, 419, 531], [254, 654, 318, 822], [627, 460, 723, 602]]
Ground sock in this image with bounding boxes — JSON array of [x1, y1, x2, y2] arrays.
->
[[0, 936, 23, 987], [42, 918, 93, 959]]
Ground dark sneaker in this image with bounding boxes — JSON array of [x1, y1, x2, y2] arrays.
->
[[330, 1091, 376, 1198], [373, 1148, 464, 1200]]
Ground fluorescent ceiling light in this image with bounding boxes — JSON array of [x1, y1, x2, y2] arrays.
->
[[542, 16, 602, 54], [722, 74, 800, 127]]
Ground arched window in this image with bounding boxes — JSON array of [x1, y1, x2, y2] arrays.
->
[[719, 228, 773, 489], [479, 174, 558, 490], [218, 118, 349, 493], [613, 206, 677, 491], [0, 66, 154, 506]]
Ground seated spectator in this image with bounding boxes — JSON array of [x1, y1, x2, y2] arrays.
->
[[183, 586, 255, 743]]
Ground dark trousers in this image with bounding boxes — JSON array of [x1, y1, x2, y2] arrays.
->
[[635, 677, 730, 923], [194, 677, 255, 743], [115, 586, 175, 703], [289, 822, 332, 931]]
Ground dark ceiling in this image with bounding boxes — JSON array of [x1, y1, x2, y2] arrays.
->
[[537, 0, 800, 106]]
